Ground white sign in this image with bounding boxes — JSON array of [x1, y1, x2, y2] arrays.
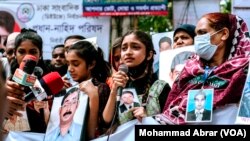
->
[[0, 0, 111, 60], [232, 0, 250, 28], [159, 45, 195, 87]]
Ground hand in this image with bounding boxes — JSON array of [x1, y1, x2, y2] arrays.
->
[[169, 106, 185, 119], [62, 77, 72, 88], [111, 71, 129, 93], [33, 100, 49, 113], [33, 100, 50, 124], [79, 79, 98, 99], [1, 128, 9, 135], [131, 106, 147, 123], [5, 80, 26, 118]]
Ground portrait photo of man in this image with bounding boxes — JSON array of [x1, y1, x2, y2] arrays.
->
[[169, 51, 193, 84], [119, 90, 140, 114], [237, 77, 250, 118], [236, 69, 250, 124], [45, 87, 84, 141], [186, 89, 213, 122]]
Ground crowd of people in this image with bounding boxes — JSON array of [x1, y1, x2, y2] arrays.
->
[[0, 12, 250, 141]]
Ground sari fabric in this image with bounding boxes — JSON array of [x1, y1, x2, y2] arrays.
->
[[159, 14, 250, 125]]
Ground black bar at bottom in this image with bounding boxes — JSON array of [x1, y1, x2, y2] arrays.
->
[[135, 125, 250, 140]]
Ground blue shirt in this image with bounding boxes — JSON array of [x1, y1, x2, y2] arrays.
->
[[45, 122, 82, 141]]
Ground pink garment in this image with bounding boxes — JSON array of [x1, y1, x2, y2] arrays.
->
[[158, 14, 250, 125]]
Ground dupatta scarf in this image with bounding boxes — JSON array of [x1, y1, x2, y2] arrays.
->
[[158, 14, 250, 125]]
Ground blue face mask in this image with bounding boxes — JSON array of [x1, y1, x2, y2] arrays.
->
[[194, 30, 222, 61]]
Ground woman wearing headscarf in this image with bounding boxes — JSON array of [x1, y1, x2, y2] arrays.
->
[[156, 12, 250, 125], [173, 24, 196, 49]]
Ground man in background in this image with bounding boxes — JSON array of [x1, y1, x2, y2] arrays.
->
[[50, 44, 68, 76], [4, 32, 20, 64]]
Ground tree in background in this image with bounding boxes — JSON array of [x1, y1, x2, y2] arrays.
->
[[138, 0, 173, 34], [220, 0, 231, 13]]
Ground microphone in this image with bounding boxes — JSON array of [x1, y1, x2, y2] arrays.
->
[[33, 66, 44, 79], [24, 72, 64, 102], [19, 55, 38, 74], [12, 55, 38, 86], [117, 64, 128, 96]]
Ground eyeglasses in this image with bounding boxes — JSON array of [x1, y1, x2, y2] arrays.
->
[[61, 99, 78, 108]]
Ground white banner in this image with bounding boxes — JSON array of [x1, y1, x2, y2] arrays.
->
[[91, 117, 160, 141], [0, 0, 111, 60], [4, 131, 44, 141], [4, 117, 159, 141]]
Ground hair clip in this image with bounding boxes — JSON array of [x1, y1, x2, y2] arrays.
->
[[73, 37, 98, 50], [83, 37, 98, 50]]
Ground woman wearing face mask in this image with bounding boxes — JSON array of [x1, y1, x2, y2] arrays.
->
[[155, 12, 250, 125]]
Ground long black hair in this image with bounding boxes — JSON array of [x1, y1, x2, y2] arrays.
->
[[68, 40, 111, 83], [10, 28, 50, 79]]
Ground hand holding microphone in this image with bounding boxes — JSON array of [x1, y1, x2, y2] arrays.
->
[[7, 54, 64, 115], [117, 64, 129, 96], [11, 54, 64, 102], [111, 64, 129, 96], [6, 55, 38, 118]]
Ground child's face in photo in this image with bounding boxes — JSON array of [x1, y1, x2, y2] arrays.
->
[[66, 50, 91, 82], [121, 34, 147, 68]]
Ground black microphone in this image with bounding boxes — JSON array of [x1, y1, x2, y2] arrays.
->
[[117, 64, 128, 96], [33, 66, 43, 79]]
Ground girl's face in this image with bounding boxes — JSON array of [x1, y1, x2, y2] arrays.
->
[[121, 34, 147, 68], [66, 50, 92, 82], [112, 47, 121, 71], [15, 40, 40, 65]]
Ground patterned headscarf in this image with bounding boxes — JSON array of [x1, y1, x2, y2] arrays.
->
[[156, 13, 250, 125]]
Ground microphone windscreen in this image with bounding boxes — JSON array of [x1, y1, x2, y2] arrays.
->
[[19, 55, 38, 74], [118, 64, 128, 74], [33, 66, 44, 78], [41, 72, 64, 95]]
